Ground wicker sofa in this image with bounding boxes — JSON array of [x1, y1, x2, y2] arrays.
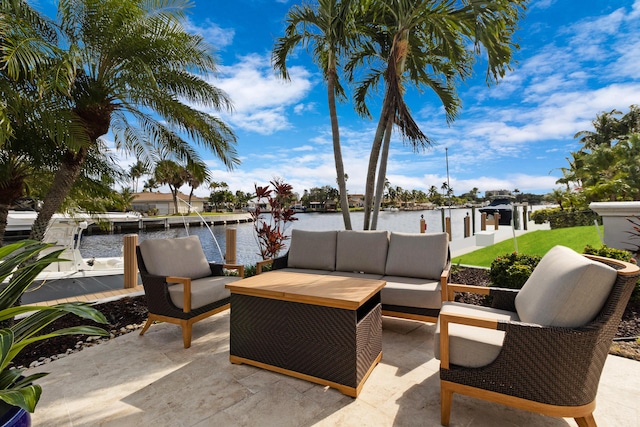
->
[[258, 229, 451, 322]]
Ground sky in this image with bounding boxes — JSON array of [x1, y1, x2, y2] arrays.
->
[[37, 0, 640, 198]]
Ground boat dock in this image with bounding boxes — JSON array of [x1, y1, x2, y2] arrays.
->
[[87, 212, 253, 234], [6, 212, 253, 240]]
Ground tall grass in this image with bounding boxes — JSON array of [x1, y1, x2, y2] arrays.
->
[[452, 225, 604, 267]]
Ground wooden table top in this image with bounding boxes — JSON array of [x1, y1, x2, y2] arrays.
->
[[225, 271, 385, 310]]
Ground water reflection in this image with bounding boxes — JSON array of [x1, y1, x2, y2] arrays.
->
[[79, 208, 510, 266]]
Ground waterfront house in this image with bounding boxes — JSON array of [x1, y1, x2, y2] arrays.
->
[[132, 192, 208, 215]]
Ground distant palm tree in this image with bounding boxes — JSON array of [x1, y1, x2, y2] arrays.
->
[[154, 160, 186, 214], [129, 161, 148, 193], [184, 161, 209, 214]]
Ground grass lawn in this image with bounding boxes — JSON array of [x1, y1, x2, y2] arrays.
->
[[453, 225, 604, 267]]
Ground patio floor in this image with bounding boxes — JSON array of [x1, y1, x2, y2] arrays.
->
[[28, 310, 639, 427]]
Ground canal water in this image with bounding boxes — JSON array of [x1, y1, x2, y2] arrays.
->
[[79, 208, 519, 266]]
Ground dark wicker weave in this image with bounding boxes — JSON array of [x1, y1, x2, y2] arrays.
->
[[230, 291, 382, 393], [136, 247, 231, 347], [439, 255, 640, 426], [271, 251, 451, 322]]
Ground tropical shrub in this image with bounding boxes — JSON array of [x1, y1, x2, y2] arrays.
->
[[583, 245, 634, 262], [584, 244, 639, 302], [489, 252, 541, 289], [625, 215, 640, 256], [0, 241, 109, 413], [250, 179, 298, 260]]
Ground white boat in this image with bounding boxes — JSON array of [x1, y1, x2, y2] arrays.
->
[[5, 211, 135, 285], [7, 210, 142, 232], [9, 214, 141, 305]]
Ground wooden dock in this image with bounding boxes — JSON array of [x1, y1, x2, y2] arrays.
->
[[86, 213, 253, 234]]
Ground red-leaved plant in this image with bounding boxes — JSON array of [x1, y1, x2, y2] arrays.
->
[[251, 179, 297, 259]]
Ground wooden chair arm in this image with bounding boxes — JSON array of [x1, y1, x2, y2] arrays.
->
[[439, 261, 451, 302], [439, 312, 499, 370], [166, 276, 192, 313], [256, 259, 273, 274], [444, 283, 491, 301], [223, 264, 244, 278]]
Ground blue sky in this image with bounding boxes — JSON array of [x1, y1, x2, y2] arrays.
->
[[38, 0, 640, 198]]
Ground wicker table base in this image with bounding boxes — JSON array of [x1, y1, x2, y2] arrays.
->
[[227, 272, 385, 397]]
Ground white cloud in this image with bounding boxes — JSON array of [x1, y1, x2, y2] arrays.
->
[[293, 103, 317, 115], [209, 54, 316, 134], [184, 18, 234, 49]]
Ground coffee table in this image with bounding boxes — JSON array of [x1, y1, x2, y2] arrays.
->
[[226, 271, 385, 397]]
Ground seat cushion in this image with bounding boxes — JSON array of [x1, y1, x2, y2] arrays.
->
[[434, 301, 519, 368], [168, 275, 236, 310], [384, 232, 449, 280], [287, 230, 337, 271], [279, 267, 334, 276], [329, 271, 384, 280], [335, 230, 389, 275], [381, 276, 441, 309], [515, 245, 617, 328], [139, 235, 212, 279]]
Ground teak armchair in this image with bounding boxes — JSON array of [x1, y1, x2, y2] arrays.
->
[[136, 235, 243, 348], [435, 245, 640, 427]]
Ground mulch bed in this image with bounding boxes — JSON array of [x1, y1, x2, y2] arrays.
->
[[11, 267, 640, 369]]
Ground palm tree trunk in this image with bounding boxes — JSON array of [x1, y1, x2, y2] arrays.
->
[[363, 93, 392, 230], [170, 187, 179, 214], [30, 149, 88, 242], [327, 61, 352, 230], [0, 204, 9, 244], [187, 189, 194, 215], [371, 118, 394, 230]]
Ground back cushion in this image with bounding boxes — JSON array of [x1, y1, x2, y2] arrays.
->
[[515, 245, 617, 328], [287, 230, 337, 271], [335, 230, 389, 275], [385, 232, 449, 279], [139, 235, 212, 279]]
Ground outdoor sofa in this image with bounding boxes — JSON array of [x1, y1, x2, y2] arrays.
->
[[258, 229, 451, 322]]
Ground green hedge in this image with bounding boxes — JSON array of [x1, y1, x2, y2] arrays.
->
[[489, 252, 541, 289], [531, 208, 600, 229], [489, 245, 639, 302]]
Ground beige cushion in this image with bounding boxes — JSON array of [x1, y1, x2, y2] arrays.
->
[[335, 230, 389, 275], [168, 275, 236, 310], [139, 236, 212, 279], [279, 267, 334, 276], [384, 232, 449, 279], [287, 230, 337, 271], [329, 271, 384, 280], [434, 301, 519, 368], [515, 245, 617, 328], [381, 276, 441, 309]]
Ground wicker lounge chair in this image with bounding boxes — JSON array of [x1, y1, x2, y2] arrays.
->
[[136, 235, 243, 348], [435, 245, 640, 427]]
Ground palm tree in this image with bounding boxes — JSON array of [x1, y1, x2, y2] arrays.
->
[[25, 0, 239, 242], [350, 0, 527, 229], [574, 109, 623, 149], [143, 178, 159, 193], [0, 0, 92, 241], [184, 161, 209, 214], [154, 159, 186, 214], [129, 161, 148, 193], [273, 0, 355, 230]]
